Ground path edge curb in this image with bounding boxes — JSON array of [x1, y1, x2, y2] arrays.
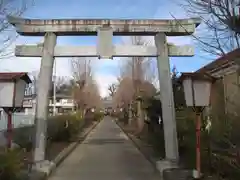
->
[[115, 119, 160, 171], [31, 120, 101, 180]]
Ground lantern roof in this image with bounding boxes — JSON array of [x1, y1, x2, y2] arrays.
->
[[178, 72, 216, 83], [0, 72, 32, 83]]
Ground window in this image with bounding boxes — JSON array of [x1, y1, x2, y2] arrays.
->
[[67, 99, 73, 103], [24, 84, 33, 96]]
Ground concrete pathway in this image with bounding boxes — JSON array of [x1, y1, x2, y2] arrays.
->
[[48, 117, 161, 180]]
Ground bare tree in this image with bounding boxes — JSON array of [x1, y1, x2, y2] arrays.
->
[[112, 77, 135, 109], [0, 0, 34, 58], [71, 57, 90, 110], [29, 71, 71, 96], [108, 83, 117, 97], [54, 76, 73, 95], [71, 57, 92, 83], [84, 79, 103, 110], [113, 36, 157, 132], [55, 76, 66, 91], [121, 36, 156, 98], [181, 0, 240, 59], [70, 57, 102, 111]]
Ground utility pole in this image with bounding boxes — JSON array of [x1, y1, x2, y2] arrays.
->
[[134, 56, 143, 131], [85, 60, 87, 83], [83, 60, 87, 117], [128, 57, 135, 125], [53, 59, 57, 116]]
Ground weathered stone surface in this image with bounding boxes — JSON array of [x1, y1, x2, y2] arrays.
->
[[97, 27, 113, 59], [8, 16, 201, 36], [15, 45, 194, 57], [163, 168, 193, 180]]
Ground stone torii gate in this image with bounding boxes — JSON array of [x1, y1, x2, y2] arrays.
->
[[8, 16, 200, 169]]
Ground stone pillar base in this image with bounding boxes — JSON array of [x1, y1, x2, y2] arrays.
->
[[32, 160, 55, 175], [156, 159, 193, 180], [156, 159, 178, 177], [163, 168, 193, 180]]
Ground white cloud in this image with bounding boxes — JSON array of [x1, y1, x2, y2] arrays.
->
[[94, 73, 118, 97]]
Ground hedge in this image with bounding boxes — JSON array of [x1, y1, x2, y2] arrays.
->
[[9, 113, 83, 151], [0, 148, 25, 180], [129, 96, 240, 180], [0, 110, 103, 180]]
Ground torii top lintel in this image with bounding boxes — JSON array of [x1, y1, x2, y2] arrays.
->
[[8, 16, 201, 36]]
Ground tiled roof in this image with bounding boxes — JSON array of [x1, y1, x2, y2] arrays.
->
[[196, 48, 240, 73], [0, 72, 32, 83]]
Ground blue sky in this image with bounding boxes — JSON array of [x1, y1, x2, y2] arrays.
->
[[0, 0, 216, 97]]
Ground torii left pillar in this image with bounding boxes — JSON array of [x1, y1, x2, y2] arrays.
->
[[33, 32, 57, 168], [155, 33, 179, 164]]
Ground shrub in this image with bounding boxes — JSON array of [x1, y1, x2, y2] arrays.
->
[[83, 110, 104, 123], [10, 125, 34, 152], [116, 109, 129, 124], [0, 148, 24, 180], [176, 111, 197, 168], [66, 115, 85, 139], [48, 115, 72, 142], [93, 111, 104, 121], [47, 114, 85, 142], [110, 111, 119, 118], [72, 110, 84, 120], [206, 114, 240, 179], [176, 108, 240, 180], [11, 114, 85, 151]]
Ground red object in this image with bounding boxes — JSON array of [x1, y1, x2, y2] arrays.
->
[[6, 112, 12, 149], [0, 72, 32, 83], [196, 113, 201, 178]]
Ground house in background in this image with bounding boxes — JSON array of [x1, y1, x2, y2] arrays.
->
[[49, 94, 75, 114], [22, 93, 37, 115], [22, 81, 75, 115], [196, 48, 240, 116], [0, 75, 76, 132], [103, 96, 113, 113], [22, 93, 75, 115]]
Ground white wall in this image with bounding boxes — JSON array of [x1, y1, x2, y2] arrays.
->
[[49, 98, 75, 107], [0, 82, 14, 107], [15, 79, 27, 107], [0, 111, 34, 131]]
